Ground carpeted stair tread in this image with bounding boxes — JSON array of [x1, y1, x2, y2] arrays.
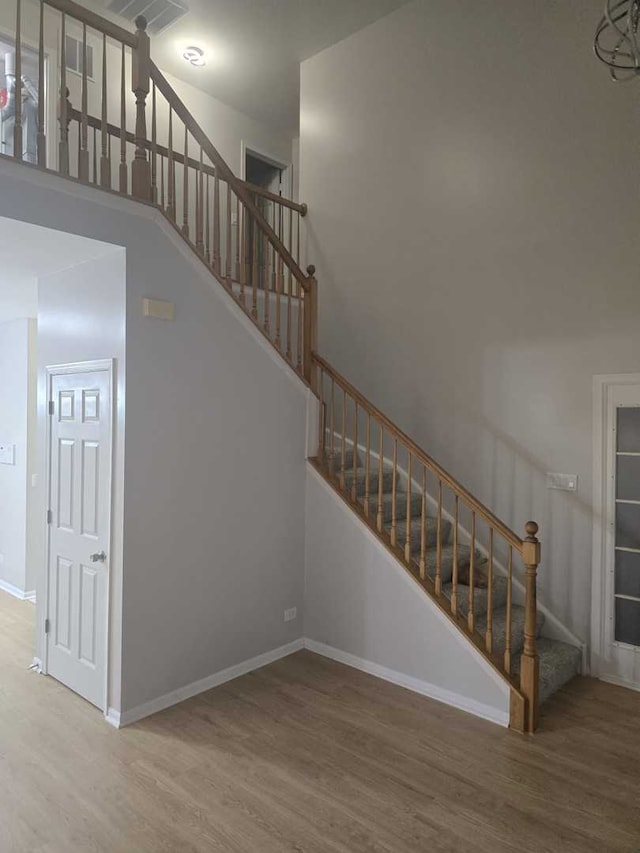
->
[[442, 575, 508, 617], [323, 448, 361, 471], [365, 491, 424, 523], [474, 605, 545, 657], [409, 544, 486, 586], [343, 467, 394, 496], [511, 637, 581, 704], [388, 517, 453, 553]]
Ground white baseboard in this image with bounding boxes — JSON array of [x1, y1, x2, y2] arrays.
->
[[103, 634, 509, 731], [598, 674, 640, 694], [111, 637, 305, 728], [303, 638, 510, 728], [0, 578, 36, 602], [105, 708, 121, 728]]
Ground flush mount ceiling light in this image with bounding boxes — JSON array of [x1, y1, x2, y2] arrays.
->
[[594, 1, 640, 81], [182, 46, 205, 67]]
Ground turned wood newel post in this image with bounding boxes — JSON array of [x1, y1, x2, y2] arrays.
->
[[303, 264, 318, 392], [131, 15, 151, 200], [520, 520, 541, 733]]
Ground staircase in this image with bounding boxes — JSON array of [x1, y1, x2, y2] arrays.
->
[[318, 446, 581, 707], [1, 0, 582, 732]]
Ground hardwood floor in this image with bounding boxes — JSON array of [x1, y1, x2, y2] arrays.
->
[[1, 590, 639, 852]]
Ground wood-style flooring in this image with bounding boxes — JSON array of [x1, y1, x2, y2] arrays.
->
[[1, 590, 639, 852]]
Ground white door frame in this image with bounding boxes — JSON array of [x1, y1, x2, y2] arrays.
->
[[591, 372, 640, 685], [43, 359, 115, 713], [240, 140, 293, 200]]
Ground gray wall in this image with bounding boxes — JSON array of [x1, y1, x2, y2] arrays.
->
[[304, 466, 511, 724], [0, 156, 308, 715], [299, 0, 640, 645], [0, 318, 34, 595]]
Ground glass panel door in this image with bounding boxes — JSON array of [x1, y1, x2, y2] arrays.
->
[[614, 406, 640, 647]]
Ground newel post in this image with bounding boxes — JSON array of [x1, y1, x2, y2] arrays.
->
[[520, 521, 541, 733], [303, 264, 318, 392], [131, 15, 151, 201]]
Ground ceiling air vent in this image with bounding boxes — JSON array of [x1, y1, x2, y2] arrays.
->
[[104, 0, 189, 35]]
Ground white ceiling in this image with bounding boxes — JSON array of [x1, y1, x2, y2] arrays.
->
[[0, 217, 119, 325], [90, 0, 410, 132]]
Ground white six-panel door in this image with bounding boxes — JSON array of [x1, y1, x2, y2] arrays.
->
[[46, 364, 112, 710]]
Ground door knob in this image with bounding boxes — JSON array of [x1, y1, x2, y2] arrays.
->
[[90, 551, 107, 563]]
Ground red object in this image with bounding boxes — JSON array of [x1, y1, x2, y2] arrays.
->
[[0, 89, 7, 109]]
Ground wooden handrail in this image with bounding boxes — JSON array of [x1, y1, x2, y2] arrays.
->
[[44, 0, 138, 47], [243, 180, 307, 216], [311, 352, 524, 552], [150, 62, 309, 292], [68, 108, 307, 215]]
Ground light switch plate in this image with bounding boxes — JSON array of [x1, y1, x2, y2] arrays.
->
[[0, 444, 15, 465], [546, 472, 578, 491]]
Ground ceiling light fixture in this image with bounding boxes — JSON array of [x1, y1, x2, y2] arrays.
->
[[594, 1, 640, 81], [182, 46, 205, 67]]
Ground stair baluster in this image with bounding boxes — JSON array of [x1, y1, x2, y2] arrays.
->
[[119, 45, 127, 193], [468, 512, 476, 631], [340, 389, 347, 490], [364, 414, 371, 518], [213, 172, 221, 274], [196, 148, 204, 257], [404, 454, 412, 564], [59, 16, 70, 176], [351, 402, 358, 503], [131, 16, 151, 200], [419, 467, 427, 580], [485, 529, 494, 653], [38, 0, 47, 168], [390, 439, 398, 547], [182, 126, 189, 237], [451, 496, 459, 614], [435, 480, 443, 595], [376, 428, 384, 533], [505, 546, 513, 673], [167, 107, 175, 220], [14, 0, 22, 163]]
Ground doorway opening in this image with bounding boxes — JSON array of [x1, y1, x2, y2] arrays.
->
[[242, 147, 291, 291], [0, 214, 124, 717]]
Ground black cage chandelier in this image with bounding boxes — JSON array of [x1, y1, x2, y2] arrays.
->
[[594, 1, 640, 80]]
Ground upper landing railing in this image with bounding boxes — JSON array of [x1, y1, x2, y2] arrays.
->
[[3, 0, 316, 381]]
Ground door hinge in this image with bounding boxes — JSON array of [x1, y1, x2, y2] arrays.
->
[[44, 618, 50, 635], [48, 400, 54, 416], [46, 509, 52, 524]]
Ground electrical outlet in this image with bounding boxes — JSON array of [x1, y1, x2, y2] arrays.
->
[[284, 607, 297, 622]]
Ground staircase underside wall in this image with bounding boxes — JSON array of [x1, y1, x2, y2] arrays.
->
[[304, 464, 511, 726], [0, 159, 310, 718]]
